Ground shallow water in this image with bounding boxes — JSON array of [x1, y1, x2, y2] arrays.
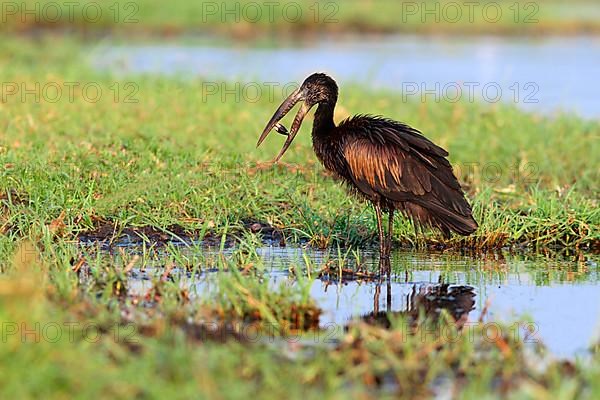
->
[[92, 35, 600, 118], [118, 245, 600, 358]]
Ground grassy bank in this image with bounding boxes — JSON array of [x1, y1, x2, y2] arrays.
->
[[0, 35, 599, 398], [2, 0, 600, 36], [1, 36, 598, 251]]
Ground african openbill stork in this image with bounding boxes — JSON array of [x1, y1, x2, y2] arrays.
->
[[257, 73, 477, 259]]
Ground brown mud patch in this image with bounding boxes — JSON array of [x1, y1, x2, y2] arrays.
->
[[77, 218, 285, 247], [78, 222, 194, 245]]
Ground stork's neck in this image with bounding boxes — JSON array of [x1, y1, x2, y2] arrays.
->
[[311, 101, 336, 139]]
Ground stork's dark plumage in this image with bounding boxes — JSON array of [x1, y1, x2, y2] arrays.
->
[[258, 73, 477, 259]]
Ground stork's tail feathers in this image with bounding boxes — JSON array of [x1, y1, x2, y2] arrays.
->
[[402, 201, 478, 237]]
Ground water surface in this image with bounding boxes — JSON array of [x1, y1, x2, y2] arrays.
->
[[121, 246, 600, 358], [92, 35, 600, 118]]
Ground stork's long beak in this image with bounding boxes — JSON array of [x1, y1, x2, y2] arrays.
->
[[257, 89, 311, 162]]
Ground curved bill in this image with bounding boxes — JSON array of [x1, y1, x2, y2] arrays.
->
[[272, 101, 311, 162], [256, 89, 302, 148]]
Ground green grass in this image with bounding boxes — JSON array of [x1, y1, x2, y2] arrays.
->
[[0, 36, 598, 250], [2, 0, 600, 36], [0, 35, 599, 398], [1, 240, 599, 398]]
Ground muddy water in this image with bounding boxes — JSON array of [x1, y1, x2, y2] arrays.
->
[[92, 35, 600, 118], [120, 246, 600, 358]]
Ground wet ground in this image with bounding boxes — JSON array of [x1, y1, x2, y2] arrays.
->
[[85, 241, 600, 359], [93, 34, 600, 118]]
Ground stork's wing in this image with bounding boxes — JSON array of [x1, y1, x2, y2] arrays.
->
[[340, 117, 477, 235]]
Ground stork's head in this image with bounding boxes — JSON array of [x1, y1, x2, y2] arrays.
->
[[257, 73, 338, 162]]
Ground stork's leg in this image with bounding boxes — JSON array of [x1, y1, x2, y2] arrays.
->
[[386, 274, 392, 312], [374, 203, 387, 259], [387, 208, 395, 257], [373, 284, 380, 314]]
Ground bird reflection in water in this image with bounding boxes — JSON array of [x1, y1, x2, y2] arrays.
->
[[366, 280, 476, 330]]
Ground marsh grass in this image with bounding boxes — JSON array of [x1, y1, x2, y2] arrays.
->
[[1, 241, 599, 398], [0, 35, 599, 398]]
